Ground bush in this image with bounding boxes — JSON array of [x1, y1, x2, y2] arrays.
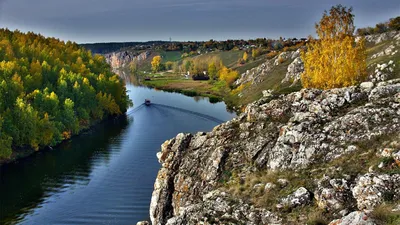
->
[[266, 51, 278, 59]]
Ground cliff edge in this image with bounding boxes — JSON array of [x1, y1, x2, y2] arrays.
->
[[146, 78, 400, 224]]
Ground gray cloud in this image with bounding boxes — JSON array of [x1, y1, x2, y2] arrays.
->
[[0, 0, 399, 43]]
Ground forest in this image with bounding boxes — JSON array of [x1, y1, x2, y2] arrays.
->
[[0, 29, 131, 159]]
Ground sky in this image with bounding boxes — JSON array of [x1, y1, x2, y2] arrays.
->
[[0, 0, 399, 43]]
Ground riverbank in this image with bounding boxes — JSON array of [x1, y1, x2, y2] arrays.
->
[[0, 114, 127, 166]]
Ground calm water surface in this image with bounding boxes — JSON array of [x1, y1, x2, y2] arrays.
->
[[0, 83, 236, 224]]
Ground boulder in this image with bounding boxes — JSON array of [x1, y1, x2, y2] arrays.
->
[[352, 173, 400, 210], [328, 211, 376, 225], [278, 187, 311, 209]]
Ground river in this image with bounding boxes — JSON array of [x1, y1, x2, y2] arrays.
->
[[0, 83, 236, 225]]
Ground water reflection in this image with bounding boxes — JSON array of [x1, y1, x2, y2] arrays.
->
[[0, 74, 236, 225], [0, 117, 129, 224]]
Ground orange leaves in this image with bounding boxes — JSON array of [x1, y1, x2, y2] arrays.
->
[[301, 5, 367, 90]]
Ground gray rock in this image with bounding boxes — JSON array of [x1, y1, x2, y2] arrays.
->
[[328, 211, 376, 225], [282, 56, 304, 85], [315, 176, 353, 212], [360, 82, 374, 92], [278, 187, 311, 209], [149, 79, 400, 224], [352, 173, 400, 210]]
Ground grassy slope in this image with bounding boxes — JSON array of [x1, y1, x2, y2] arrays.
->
[[366, 40, 400, 79], [135, 37, 399, 110]]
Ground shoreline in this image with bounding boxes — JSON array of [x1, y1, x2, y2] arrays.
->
[[0, 114, 127, 166]]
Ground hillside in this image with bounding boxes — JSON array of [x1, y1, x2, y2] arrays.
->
[[133, 31, 400, 225], [231, 31, 400, 107], [146, 74, 400, 225], [0, 29, 131, 160]]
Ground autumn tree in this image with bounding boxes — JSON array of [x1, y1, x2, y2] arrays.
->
[[165, 61, 174, 70], [151, 56, 162, 72], [252, 48, 260, 58], [243, 52, 249, 62], [219, 66, 239, 86], [208, 62, 217, 80], [301, 5, 367, 89]]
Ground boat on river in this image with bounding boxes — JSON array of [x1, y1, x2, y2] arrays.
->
[[145, 99, 151, 106]]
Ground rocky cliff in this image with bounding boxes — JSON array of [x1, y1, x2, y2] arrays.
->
[[105, 50, 150, 69], [142, 77, 400, 225]]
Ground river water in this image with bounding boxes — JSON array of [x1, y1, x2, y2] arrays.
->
[[0, 83, 236, 225]]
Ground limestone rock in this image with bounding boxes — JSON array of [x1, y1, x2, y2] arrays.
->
[[278, 187, 311, 209], [149, 79, 400, 224], [328, 211, 376, 225], [315, 176, 354, 212], [352, 173, 400, 210], [282, 56, 304, 85]]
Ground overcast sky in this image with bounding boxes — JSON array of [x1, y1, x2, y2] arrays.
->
[[0, 0, 399, 43]]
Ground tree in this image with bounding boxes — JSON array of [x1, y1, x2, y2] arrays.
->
[[301, 5, 367, 89], [208, 62, 217, 80], [165, 61, 174, 70], [151, 56, 162, 72], [252, 48, 260, 58], [219, 67, 239, 86], [388, 16, 400, 31], [0, 29, 130, 159], [243, 52, 248, 62]]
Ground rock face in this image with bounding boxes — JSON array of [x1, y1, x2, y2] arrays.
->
[[328, 211, 376, 225], [163, 190, 281, 225], [235, 50, 301, 86], [352, 173, 400, 211], [277, 187, 311, 210], [282, 56, 304, 85], [315, 176, 354, 212], [356, 31, 400, 44], [149, 79, 400, 224], [104, 51, 150, 69]]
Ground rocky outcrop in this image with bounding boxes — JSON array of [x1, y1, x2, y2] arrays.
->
[[105, 51, 150, 69], [277, 187, 311, 210], [328, 211, 376, 225], [352, 173, 400, 211], [235, 50, 301, 86], [369, 60, 396, 82], [162, 190, 281, 225], [149, 78, 400, 224], [315, 176, 354, 212], [356, 31, 400, 44], [282, 56, 303, 85]]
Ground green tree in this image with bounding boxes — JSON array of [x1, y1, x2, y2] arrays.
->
[[208, 62, 217, 80]]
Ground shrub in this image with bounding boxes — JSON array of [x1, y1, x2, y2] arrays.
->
[[301, 5, 367, 89], [266, 51, 278, 59]]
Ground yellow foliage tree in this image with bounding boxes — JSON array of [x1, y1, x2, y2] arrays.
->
[[219, 67, 239, 86], [243, 52, 248, 62], [151, 56, 162, 72], [301, 5, 367, 89]]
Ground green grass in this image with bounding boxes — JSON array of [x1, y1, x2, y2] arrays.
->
[[158, 51, 182, 62], [237, 59, 292, 106], [366, 39, 400, 79], [191, 50, 245, 68]]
